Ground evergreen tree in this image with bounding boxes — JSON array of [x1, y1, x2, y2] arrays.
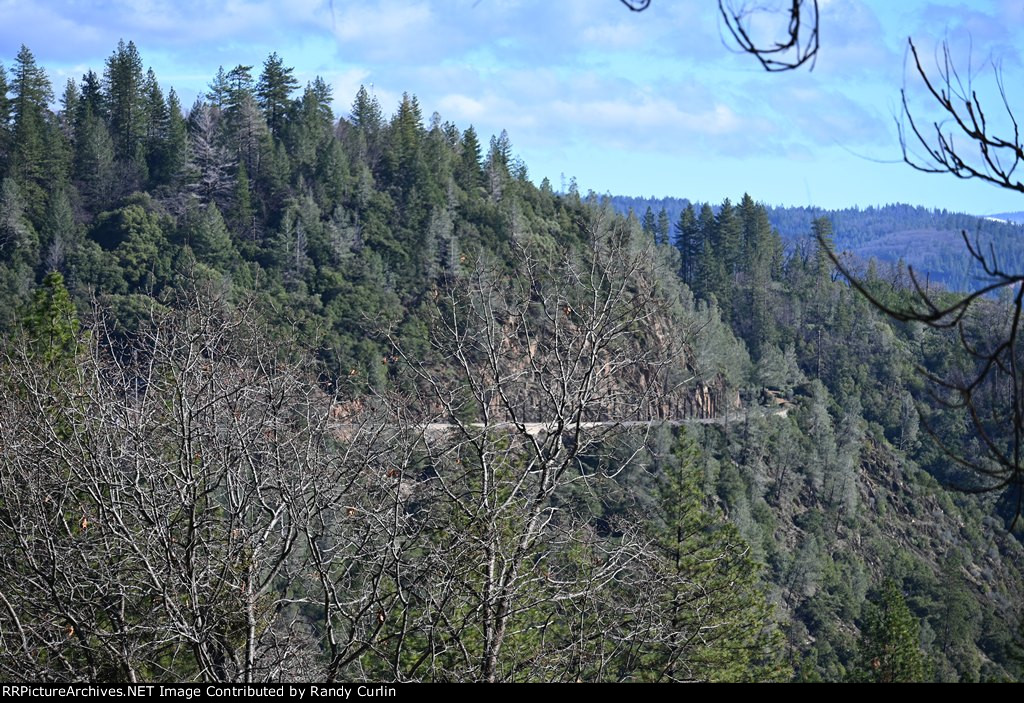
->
[[185, 202, 235, 270], [714, 197, 743, 276], [384, 92, 426, 205], [0, 62, 12, 175], [142, 68, 170, 187], [78, 70, 105, 124], [350, 84, 383, 133], [225, 65, 255, 108], [737, 194, 781, 356], [22, 271, 80, 369], [695, 238, 726, 306], [290, 78, 335, 187], [103, 40, 147, 167], [346, 85, 384, 180], [486, 129, 511, 200], [0, 177, 38, 268], [186, 100, 234, 206], [58, 78, 79, 141], [73, 107, 116, 212], [230, 161, 256, 240], [656, 207, 670, 246], [675, 203, 700, 286], [850, 580, 930, 682], [641, 431, 786, 681], [224, 89, 267, 182], [9, 45, 53, 214], [811, 215, 835, 279], [206, 65, 229, 111], [256, 52, 298, 139], [456, 125, 483, 192], [641, 206, 656, 237], [163, 89, 188, 187], [42, 187, 76, 275]]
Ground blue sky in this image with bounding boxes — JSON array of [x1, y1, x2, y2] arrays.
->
[[3, 0, 1024, 214]]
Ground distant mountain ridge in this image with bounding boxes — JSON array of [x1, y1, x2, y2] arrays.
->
[[990, 211, 1024, 225], [608, 195, 1024, 292]]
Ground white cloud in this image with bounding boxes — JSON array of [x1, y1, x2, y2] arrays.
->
[[580, 22, 647, 50], [551, 97, 743, 136], [437, 93, 487, 121], [331, 1, 432, 42]]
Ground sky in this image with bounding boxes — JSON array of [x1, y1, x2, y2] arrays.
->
[[3, 0, 1024, 214]]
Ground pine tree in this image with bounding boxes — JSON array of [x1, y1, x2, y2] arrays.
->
[[346, 85, 383, 179], [256, 52, 298, 139], [103, 40, 147, 166], [230, 161, 256, 240], [641, 206, 656, 237], [641, 431, 787, 682], [486, 129, 511, 200], [850, 580, 930, 682], [350, 85, 382, 133], [78, 70, 104, 120], [811, 215, 835, 279], [186, 202, 235, 270], [42, 187, 75, 275], [291, 78, 335, 187], [142, 68, 170, 187], [58, 78, 79, 141], [456, 125, 483, 192], [163, 89, 188, 187], [0, 177, 38, 268], [384, 92, 426, 203], [9, 45, 54, 212], [0, 62, 13, 175], [656, 207, 670, 246], [224, 90, 267, 182], [73, 108, 116, 212], [22, 271, 80, 369], [206, 66, 229, 111], [225, 65, 255, 108], [714, 197, 742, 275], [737, 194, 781, 356], [675, 203, 700, 286], [695, 238, 726, 305]]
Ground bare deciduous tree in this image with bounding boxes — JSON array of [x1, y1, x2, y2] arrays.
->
[[0, 219, 779, 681], [0, 286, 376, 681], [344, 209, 765, 681], [618, 1, 821, 72], [718, 0, 820, 72]]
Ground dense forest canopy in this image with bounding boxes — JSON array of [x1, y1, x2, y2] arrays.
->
[[0, 41, 1023, 682], [611, 195, 1024, 293]]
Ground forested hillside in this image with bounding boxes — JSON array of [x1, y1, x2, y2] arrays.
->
[[611, 195, 1024, 292], [0, 42, 1022, 683]]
